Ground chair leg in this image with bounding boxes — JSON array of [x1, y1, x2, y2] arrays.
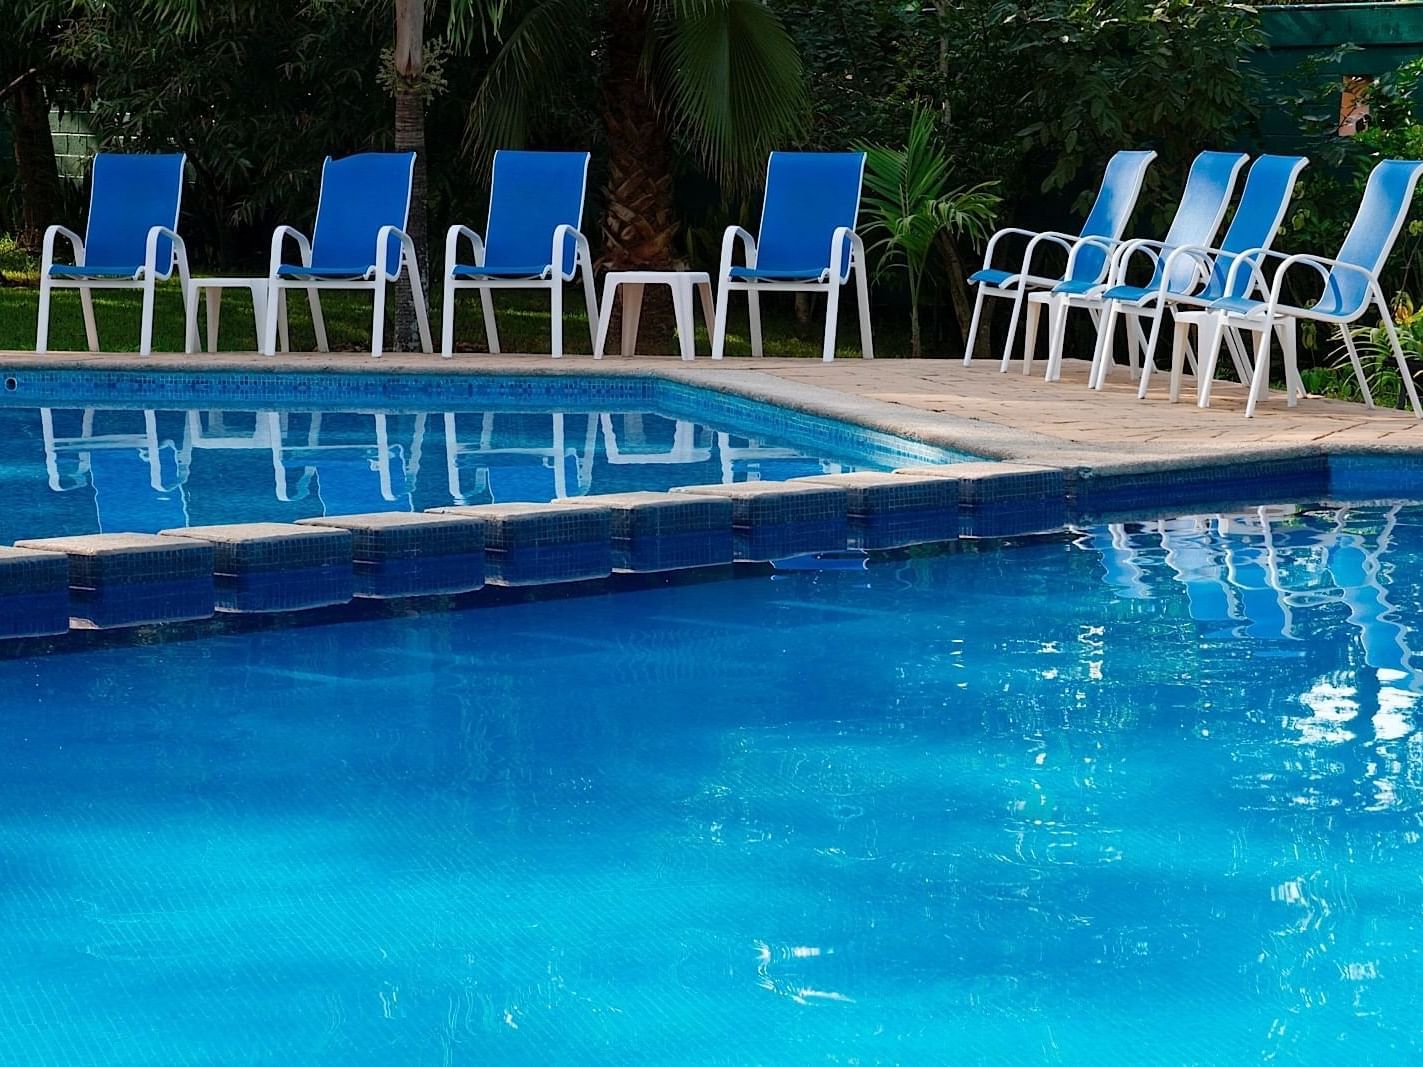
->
[[748, 287, 764, 358], [1136, 310, 1166, 400], [854, 263, 873, 359], [1168, 317, 1191, 403], [480, 289, 500, 353], [593, 277, 616, 359], [183, 286, 200, 354], [697, 282, 716, 340], [999, 290, 1025, 372], [80, 288, 100, 352], [1088, 303, 1117, 390], [550, 280, 564, 358], [1377, 291, 1423, 418], [1340, 324, 1375, 409], [371, 281, 387, 358], [711, 278, 731, 360], [139, 278, 157, 355], [621, 283, 644, 358], [441, 277, 457, 358], [822, 281, 842, 363], [250, 286, 267, 354], [261, 283, 281, 356], [1197, 318, 1229, 408], [205, 289, 221, 354], [963, 287, 987, 366], [582, 267, 599, 353], [1050, 298, 1076, 383], [1021, 299, 1042, 377], [1279, 321, 1302, 408], [278, 291, 291, 353], [1245, 325, 1273, 418], [309, 287, 330, 352], [408, 265, 433, 353], [673, 277, 695, 362], [36, 278, 52, 353]]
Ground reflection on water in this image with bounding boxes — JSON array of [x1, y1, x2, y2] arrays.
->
[[16, 405, 851, 539], [6, 501, 1423, 1060]]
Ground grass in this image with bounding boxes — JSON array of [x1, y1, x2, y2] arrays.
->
[[0, 280, 904, 357]]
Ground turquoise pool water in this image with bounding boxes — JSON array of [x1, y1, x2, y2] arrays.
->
[[0, 372, 967, 541], [3, 501, 1422, 1063]]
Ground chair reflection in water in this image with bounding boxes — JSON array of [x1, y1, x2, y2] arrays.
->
[[264, 411, 422, 514], [715, 432, 843, 484], [599, 414, 712, 467], [40, 408, 191, 531], [443, 412, 596, 504]]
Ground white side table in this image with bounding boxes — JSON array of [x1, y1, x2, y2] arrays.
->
[[594, 270, 716, 361], [185, 277, 288, 354]]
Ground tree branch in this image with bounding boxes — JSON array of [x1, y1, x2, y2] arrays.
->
[[0, 68, 40, 107]]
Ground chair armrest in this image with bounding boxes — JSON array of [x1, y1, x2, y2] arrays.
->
[[1001, 231, 1079, 288], [978, 227, 1047, 272], [1062, 233, 1124, 283], [269, 226, 313, 277], [827, 226, 862, 283], [374, 225, 418, 281], [718, 226, 758, 277], [41, 225, 86, 274], [1266, 252, 1376, 320], [445, 225, 486, 274], [551, 224, 592, 281], [144, 226, 188, 282], [1106, 238, 1170, 284]]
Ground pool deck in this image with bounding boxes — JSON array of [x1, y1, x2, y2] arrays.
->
[[6, 348, 1422, 479]]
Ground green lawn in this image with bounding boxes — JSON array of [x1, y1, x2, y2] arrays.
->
[[0, 281, 898, 358]]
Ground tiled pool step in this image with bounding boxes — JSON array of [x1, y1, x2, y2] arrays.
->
[[296, 512, 486, 598], [553, 492, 734, 573], [12, 532, 216, 629], [429, 502, 613, 586], [160, 523, 354, 613], [13, 450, 1400, 641], [0, 546, 72, 638], [670, 481, 849, 561]]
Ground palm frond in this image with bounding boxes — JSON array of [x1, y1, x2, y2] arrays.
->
[[460, 0, 592, 168], [652, 0, 807, 187]]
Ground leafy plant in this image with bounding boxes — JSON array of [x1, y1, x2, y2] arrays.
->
[[860, 105, 998, 358], [1323, 291, 1423, 409]]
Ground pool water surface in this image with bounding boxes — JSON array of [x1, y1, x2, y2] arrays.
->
[[3, 501, 1422, 1062]]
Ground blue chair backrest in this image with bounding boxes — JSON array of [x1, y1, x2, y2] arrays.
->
[[755, 152, 865, 276], [1069, 149, 1157, 282], [85, 153, 186, 270], [310, 153, 415, 275], [1326, 158, 1423, 317], [1148, 150, 1248, 291], [485, 151, 590, 274], [1202, 154, 1309, 300]]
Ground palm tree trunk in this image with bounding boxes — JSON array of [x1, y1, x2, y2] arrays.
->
[[5, 77, 63, 250], [600, 0, 677, 270], [393, 0, 427, 352], [939, 234, 989, 360]]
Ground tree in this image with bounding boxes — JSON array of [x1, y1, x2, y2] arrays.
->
[[1, 15, 70, 246], [468, 0, 808, 271]]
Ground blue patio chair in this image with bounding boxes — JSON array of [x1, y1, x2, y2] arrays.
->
[[1193, 158, 1423, 418], [964, 150, 1156, 369], [37, 153, 190, 356], [710, 152, 873, 363], [263, 152, 431, 358], [441, 151, 596, 359], [1029, 150, 1248, 384], [1089, 154, 1309, 401]]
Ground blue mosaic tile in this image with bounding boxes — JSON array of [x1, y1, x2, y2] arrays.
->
[[296, 513, 485, 562], [215, 564, 353, 613], [68, 577, 215, 629], [483, 542, 612, 586], [0, 546, 70, 598], [959, 501, 1068, 540], [852, 509, 959, 551], [161, 523, 353, 575], [1069, 455, 1329, 519], [556, 492, 733, 573], [735, 518, 850, 562], [615, 530, 734, 573], [795, 472, 959, 550], [0, 590, 70, 638], [353, 553, 486, 599], [1327, 453, 1423, 501], [13, 533, 214, 587], [669, 482, 849, 562]]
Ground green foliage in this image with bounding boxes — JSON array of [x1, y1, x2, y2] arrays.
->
[[466, 0, 807, 188], [860, 104, 999, 358]]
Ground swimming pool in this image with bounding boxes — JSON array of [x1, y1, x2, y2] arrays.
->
[[0, 371, 969, 541], [4, 500, 1421, 1062]]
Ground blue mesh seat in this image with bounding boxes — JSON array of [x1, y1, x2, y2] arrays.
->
[[965, 150, 1157, 370], [441, 151, 596, 358], [1198, 158, 1423, 418], [37, 153, 191, 355], [710, 152, 873, 363], [1029, 150, 1248, 386], [264, 153, 431, 358], [1090, 153, 1307, 403]]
